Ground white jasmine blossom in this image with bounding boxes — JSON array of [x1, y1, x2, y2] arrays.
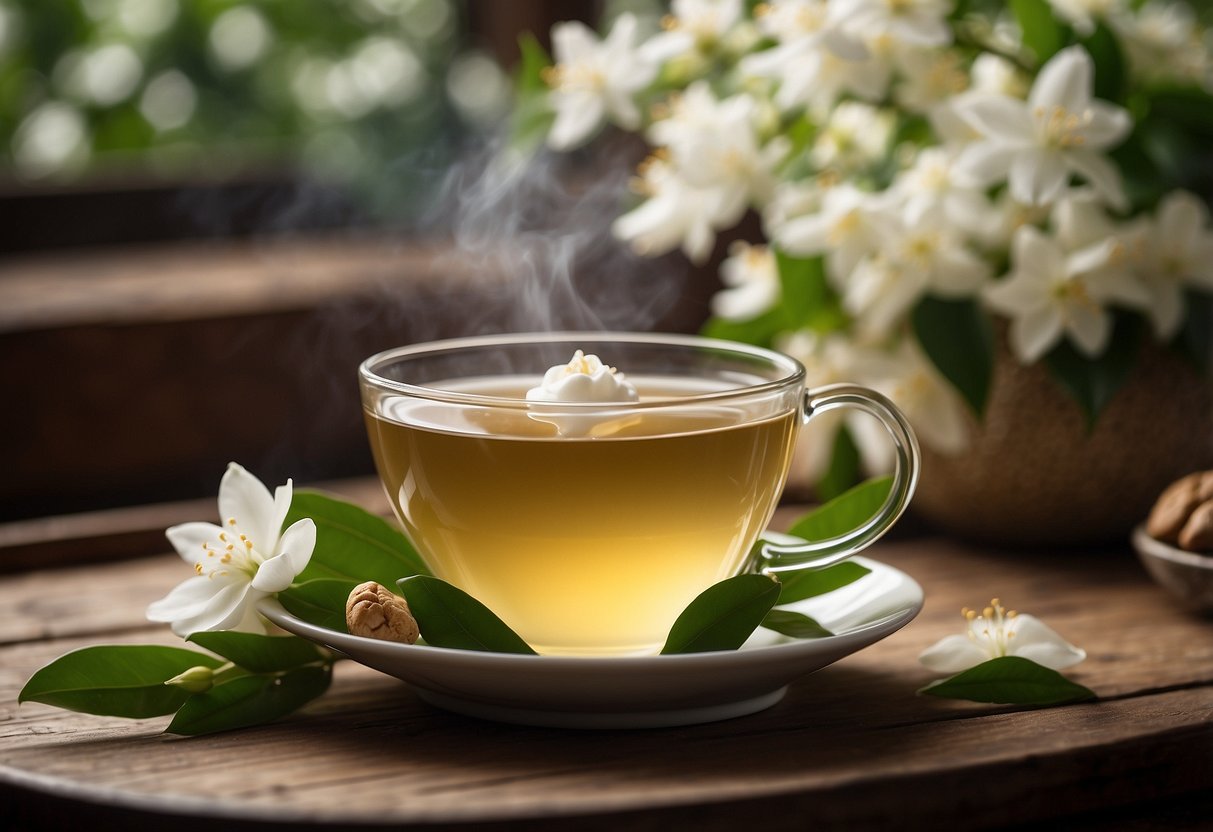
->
[[1134, 191, 1213, 338], [984, 225, 1148, 363], [1050, 189, 1213, 339], [147, 463, 315, 636], [617, 83, 787, 261], [841, 205, 991, 338], [613, 154, 718, 262], [895, 48, 969, 113], [642, 0, 744, 62], [544, 13, 657, 151], [1114, 1, 1209, 85], [712, 242, 781, 320], [831, 0, 955, 48], [954, 46, 1132, 209], [893, 146, 996, 235], [810, 101, 896, 171], [970, 53, 1029, 99], [741, 0, 871, 113], [920, 598, 1086, 673], [773, 183, 889, 283]]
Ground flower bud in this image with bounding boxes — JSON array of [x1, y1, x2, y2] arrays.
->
[[164, 665, 215, 694]]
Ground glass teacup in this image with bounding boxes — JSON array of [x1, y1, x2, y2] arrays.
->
[[359, 332, 918, 656]]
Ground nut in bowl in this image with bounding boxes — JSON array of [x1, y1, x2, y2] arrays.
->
[[1134, 471, 1213, 615]]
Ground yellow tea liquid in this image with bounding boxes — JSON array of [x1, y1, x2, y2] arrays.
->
[[365, 377, 798, 656]]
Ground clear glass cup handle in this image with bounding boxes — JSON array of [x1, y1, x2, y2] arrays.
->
[[757, 384, 920, 575]]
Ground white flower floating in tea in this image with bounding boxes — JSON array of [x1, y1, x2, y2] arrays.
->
[[526, 350, 640, 403], [919, 598, 1086, 674], [146, 462, 316, 636], [525, 351, 641, 438]]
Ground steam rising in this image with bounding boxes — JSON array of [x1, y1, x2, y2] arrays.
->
[[415, 137, 689, 336]]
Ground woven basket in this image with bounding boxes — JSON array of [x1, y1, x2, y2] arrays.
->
[[913, 335, 1213, 546]]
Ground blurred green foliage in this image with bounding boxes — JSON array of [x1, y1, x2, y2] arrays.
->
[[0, 0, 507, 212]]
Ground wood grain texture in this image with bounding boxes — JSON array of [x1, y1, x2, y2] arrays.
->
[[2, 527, 1212, 830]]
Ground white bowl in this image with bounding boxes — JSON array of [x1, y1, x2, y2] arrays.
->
[[1132, 525, 1213, 614]]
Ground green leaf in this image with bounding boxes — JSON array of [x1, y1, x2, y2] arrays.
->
[[168, 665, 332, 736], [912, 296, 994, 418], [815, 424, 861, 502], [661, 575, 781, 654], [397, 576, 536, 654], [510, 33, 556, 151], [186, 632, 325, 674], [1145, 85, 1213, 138], [787, 476, 893, 542], [1179, 290, 1213, 375], [775, 250, 848, 334], [777, 562, 871, 605], [919, 656, 1096, 705], [702, 307, 787, 349], [515, 32, 551, 96], [1012, 0, 1067, 64], [1044, 313, 1145, 428], [278, 578, 360, 632], [1080, 22, 1127, 103], [287, 490, 430, 587], [19, 645, 223, 718], [760, 610, 834, 639]]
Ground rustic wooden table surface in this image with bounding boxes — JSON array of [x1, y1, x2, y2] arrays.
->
[[2, 489, 1212, 831]]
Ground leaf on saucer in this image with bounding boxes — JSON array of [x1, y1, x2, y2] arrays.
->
[[760, 610, 834, 639], [919, 656, 1096, 706], [287, 491, 431, 587], [661, 575, 781, 654], [398, 576, 537, 655], [777, 562, 871, 605], [279, 579, 361, 632], [787, 476, 893, 542], [19, 645, 223, 718], [187, 631, 327, 674], [167, 665, 332, 736]]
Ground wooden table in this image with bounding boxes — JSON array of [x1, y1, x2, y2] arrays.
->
[[2, 496, 1212, 831]]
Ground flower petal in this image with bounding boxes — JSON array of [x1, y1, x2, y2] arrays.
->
[[1080, 101, 1132, 149], [147, 574, 224, 623], [550, 20, 597, 64], [1147, 283, 1185, 340], [1008, 614, 1087, 670], [165, 580, 253, 637], [1009, 149, 1068, 206], [954, 95, 1034, 143], [953, 141, 1019, 187], [1029, 46, 1092, 115], [1064, 299, 1110, 357], [1012, 225, 1065, 282], [775, 211, 833, 255], [1156, 190, 1205, 252], [165, 522, 225, 565], [547, 92, 605, 150], [919, 634, 991, 674], [1066, 151, 1127, 211], [251, 518, 316, 592], [218, 463, 278, 550], [1011, 305, 1065, 363]]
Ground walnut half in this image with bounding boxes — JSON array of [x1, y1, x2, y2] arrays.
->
[[345, 581, 419, 644], [1146, 471, 1213, 552]]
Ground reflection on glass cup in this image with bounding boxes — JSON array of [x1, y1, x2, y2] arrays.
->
[[360, 333, 919, 656]]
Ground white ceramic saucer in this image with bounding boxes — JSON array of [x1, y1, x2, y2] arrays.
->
[[259, 552, 922, 729]]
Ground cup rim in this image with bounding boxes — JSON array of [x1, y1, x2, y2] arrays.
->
[[359, 331, 806, 410]]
